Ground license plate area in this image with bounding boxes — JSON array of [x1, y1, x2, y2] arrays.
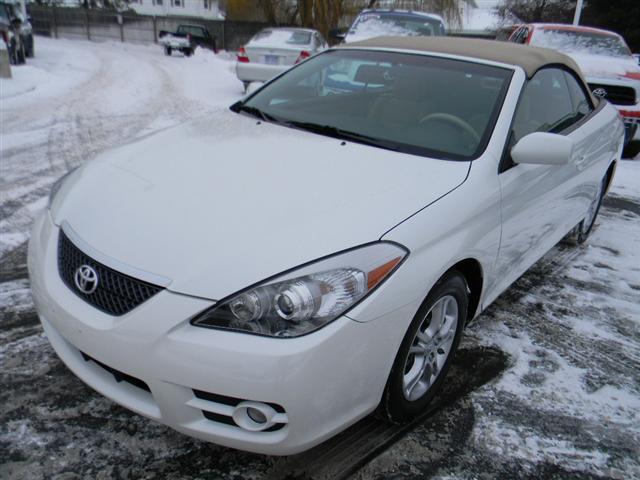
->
[[264, 55, 279, 65]]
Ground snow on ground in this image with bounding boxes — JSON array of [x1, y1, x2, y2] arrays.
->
[[0, 37, 242, 258], [1, 36, 640, 479]]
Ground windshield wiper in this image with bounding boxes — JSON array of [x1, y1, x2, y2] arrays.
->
[[234, 104, 275, 122], [284, 121, 400, 151]]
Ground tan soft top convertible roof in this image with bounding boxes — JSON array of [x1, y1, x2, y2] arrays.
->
[[340, 36, 584, 79]]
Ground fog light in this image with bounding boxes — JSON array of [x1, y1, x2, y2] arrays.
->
[[232, 401, 287, 432], [247, 407, 267, 424]]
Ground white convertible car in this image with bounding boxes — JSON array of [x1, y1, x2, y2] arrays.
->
[[29, 37, 624, 455]]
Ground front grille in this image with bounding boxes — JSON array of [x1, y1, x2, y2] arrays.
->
[[81, 351, 151, 392], [57, 230, 163, 316], [589, 83, 637, 106]]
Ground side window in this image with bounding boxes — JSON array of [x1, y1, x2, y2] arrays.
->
[[563, 71, 593, 120], [511, 68, 577, 144]]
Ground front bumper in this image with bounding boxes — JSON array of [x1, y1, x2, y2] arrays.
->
[[235, 61, 290, 83], [28, 211, 402, 455]]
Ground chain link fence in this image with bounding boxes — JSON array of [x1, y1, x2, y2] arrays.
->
[[28, 5, 269, 52]]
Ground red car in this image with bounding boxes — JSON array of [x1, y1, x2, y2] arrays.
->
[[509, 23, 640, 157]]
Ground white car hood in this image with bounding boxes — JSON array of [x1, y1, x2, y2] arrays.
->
[[52, 113, 469, 300]]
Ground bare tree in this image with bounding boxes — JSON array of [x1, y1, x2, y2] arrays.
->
[[253, 0, 476, 34], [496, 0, 576, 23], [360, 0, 477, 30]]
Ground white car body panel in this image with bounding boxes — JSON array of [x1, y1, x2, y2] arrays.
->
[[50, 113, 470, 301], [28, 211, 406, 455], [29, 46, 625, 455]]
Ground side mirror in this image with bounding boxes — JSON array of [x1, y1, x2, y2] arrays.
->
[[511, 132, 573, 166]]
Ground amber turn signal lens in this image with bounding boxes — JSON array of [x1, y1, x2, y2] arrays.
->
[[367, 256, 402, 290]]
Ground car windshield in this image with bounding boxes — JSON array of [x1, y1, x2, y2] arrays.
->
[[250, 29, 312, 47], [532, 29, 632, 57], [238, 50, 512, 160], [350, 12, 445, 38]]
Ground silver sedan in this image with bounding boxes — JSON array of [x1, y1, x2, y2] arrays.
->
[[236, 28, 327, 91]]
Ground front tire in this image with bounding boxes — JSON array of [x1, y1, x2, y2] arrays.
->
[[623, 140, 640, 159], [164, 46, 172, 56], [381, 271, 468, 422], [9, 39, 18, 65], [17, 43, 26, 64]]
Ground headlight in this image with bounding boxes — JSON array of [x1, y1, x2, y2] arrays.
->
[[48, 167, 78, 209], [191, 242, 408, 337]]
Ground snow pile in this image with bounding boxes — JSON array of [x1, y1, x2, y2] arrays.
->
[[1, 39, 100, 105]]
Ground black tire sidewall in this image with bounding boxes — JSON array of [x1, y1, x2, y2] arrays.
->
[[382, 271, 468, 422], [576, 176, 606, 244], [623, 140, 640, 159]]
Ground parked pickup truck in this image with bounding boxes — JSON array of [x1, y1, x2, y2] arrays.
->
[[159, 24, 216, 57]]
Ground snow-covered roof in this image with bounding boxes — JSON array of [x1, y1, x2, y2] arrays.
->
[[529, 23, 624, 39], [359, 8, 445, 24]]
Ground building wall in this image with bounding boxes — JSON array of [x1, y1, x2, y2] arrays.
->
[[128, 0, 224, 20]]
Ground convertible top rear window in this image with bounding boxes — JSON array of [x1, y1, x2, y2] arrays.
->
[[239, 49, 513, 161]]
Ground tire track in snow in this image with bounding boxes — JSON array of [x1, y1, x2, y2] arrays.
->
[[1, 42, 224, 261]]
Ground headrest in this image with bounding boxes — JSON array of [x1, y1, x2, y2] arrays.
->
[[354, 64, 389, 85]]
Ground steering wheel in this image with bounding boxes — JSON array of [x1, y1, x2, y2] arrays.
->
[[419, 113, 481, 145]]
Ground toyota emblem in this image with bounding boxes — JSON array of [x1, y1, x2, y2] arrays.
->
[[592, 87, 607, 98], [74, 265, 99, 294]]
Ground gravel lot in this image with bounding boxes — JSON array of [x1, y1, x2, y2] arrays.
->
[[1, 37, 639, 480]]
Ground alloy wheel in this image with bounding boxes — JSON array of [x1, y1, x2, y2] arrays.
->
[[402, 294, 459, 401]]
